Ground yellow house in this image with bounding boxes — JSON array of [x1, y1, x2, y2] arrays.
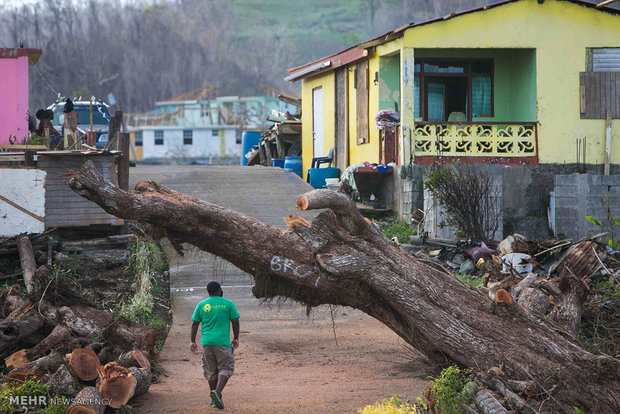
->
[[287, 0, 620, 177]]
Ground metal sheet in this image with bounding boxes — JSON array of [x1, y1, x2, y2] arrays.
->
[[593, 48, 620, 72]]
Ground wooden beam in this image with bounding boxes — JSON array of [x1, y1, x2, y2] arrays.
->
[[0, 194, 45, 223], [0, 145, 47, 150], [604, 110, 611, 175], [596, 0, 620, 8]]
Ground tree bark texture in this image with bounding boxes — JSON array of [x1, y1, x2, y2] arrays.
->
[[68, 161, 620, 413]]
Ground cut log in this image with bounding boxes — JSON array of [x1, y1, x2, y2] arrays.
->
[[546, 273, 589, 338], [0, 302, 46, 356], [16, 234, 38, 296], [128, 366, 152, 399], [6, 368, 46, 385], [517, 288, 550, 317], [490, 379, 534, 414], [5, 349, 28, 370], [67, 160, 620, 413], [56, 304, 157, 350], [67, 348, 101, 381], [12, 351, 65, 374], [67, 386, 105, 414], [117, 349, 150, 369], [510, 272, 538, 299], [47, 364, 80, 391], [475, 390, 508, 414], [97, 344, 120, 365], [5, 324, 73, 369], [96, 362, 137, 408]]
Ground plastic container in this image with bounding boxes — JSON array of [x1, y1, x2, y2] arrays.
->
[[501, 253, 533, 275], [283, 156, 303, 177], [240, 130, 261, 166], [309, 167, 339, 189], [271, 158, 285, 168], [324, 178, 340, 186]]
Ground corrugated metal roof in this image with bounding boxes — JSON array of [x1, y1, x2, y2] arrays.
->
[[593, 47, 620, 71]]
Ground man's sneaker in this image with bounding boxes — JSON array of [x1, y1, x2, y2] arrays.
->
[[210, 390, 224, 409], [209, 399, 217, 408]]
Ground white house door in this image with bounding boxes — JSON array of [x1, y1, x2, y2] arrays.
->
[[312, 87, 324, 157]]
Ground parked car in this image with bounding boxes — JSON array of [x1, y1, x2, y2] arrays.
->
[[47, 99, 111, 148]]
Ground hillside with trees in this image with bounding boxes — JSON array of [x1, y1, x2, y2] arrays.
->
[[0, 0, 490, 112]]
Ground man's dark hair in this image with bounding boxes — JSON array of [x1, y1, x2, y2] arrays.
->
[[207, 281, 222, 295], [64, 99, 74, 113]]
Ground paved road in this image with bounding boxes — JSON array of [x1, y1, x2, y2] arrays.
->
[[129, 165, 427, 414]]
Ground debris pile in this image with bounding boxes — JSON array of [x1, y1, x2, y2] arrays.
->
[[0, 231, 168, 412], [412, 233, 620, 413]]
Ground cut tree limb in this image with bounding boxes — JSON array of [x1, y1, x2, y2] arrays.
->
[[67, 160, 620, 413], [97, 362, 137, 408], [16, 234, 38, 296], [127, 366, 152, 399], [5, 324, 72, 369], [67, 348, 101, 381]]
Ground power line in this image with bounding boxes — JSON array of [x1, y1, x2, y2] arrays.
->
[[29, 55, 59, 97]]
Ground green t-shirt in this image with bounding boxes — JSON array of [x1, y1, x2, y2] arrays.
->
[[191, 296, 240, 347]]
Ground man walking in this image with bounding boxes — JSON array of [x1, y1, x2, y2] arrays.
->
[[190, 281, 240, 410]]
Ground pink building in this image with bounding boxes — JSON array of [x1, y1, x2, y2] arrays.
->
[[0, 48, 42, 145]]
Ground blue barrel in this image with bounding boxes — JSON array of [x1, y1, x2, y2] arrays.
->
[[240, 130, 261, 166], [309, 167, 339, 189], [283, 156, 302, 177], [271, 158, 285, 168]]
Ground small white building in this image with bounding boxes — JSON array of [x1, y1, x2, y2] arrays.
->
[[138, 125, 240, 161], [128, 88, 298, 163]]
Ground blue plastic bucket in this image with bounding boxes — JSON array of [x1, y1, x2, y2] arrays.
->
[[309, 167, 339, 189], [271, 158, 285, 168], [240, 130, 261, 166], [283, 156, 302, 177]]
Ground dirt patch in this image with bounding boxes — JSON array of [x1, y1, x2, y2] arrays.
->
[[132, 288, 429, 414]]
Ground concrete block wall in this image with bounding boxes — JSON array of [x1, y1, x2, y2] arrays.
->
[[554, 174, 620, 240]]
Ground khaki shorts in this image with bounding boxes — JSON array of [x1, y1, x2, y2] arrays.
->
[[201, 345, 234, 381]]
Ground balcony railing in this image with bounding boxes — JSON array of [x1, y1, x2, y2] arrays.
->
[[413, 122, 537, 158]]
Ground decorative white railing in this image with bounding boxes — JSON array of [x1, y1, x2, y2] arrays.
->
[[413, 122, 537, 158]]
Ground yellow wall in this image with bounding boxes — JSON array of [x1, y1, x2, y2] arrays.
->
[[299, 0, 620, 167], [301, 73, 335, 179], [398, 0, 620, 165]]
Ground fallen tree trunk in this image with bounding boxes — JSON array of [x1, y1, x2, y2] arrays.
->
[[68, 160, 620, 413]]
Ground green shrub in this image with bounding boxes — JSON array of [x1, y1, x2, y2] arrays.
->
[[382, 220, 414, 244], [428, 365, 473, 414], [0, 379, 68, 413]]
